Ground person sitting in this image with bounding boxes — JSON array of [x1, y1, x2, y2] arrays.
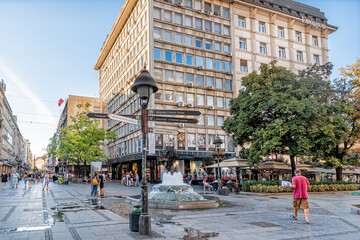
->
[[203, 178, 214, 191]]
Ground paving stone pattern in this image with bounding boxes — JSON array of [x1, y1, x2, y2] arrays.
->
[[0, 180, 359, 240]]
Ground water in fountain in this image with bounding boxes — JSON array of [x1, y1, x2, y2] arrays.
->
[[149, 172, 205, 201]]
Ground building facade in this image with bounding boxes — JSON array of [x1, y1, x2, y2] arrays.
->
[[0, 80, 26, 174], [94, 0, 336, 182]]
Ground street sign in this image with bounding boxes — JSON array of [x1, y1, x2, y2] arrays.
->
[[108, 114, 141, 125], [86, 113, 109, 119], [148, 109, 201, 116], [148, 116, 198, 124], [148, 127, 180, 135]]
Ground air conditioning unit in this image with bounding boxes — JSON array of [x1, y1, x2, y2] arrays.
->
[[187, 82, 194, 87], [208, 106, 214, 110], [214, 11, 219, 16], [196, 9, 202, 14], [177, 101, 184, 107], [205, 10, 210, 15], [178, 123, 185, 128], [207, 85, 214, 90], [226, 71, 233, 75], [197, 66, 203, 70], [187, 103, 194, 108], [227, 52, 232, 56], [176, 1, 183, 6]]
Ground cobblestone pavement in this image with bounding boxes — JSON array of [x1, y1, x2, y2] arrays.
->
[[0, 180, 359, 240]]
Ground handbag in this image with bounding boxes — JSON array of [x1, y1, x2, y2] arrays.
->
[[92, 176, 98, 185]]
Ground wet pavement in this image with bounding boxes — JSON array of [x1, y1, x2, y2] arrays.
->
[[0, 180, 359, 240]]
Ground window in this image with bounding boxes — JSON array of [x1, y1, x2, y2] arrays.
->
[[240, 60, 247, 72], [295, 32, 301, 42], [175, 0, 182, 4], [214, 5, 221, 16], [155, 89, 162, 100], [313, 55, 319, 64], [197, 75, 204, 86], [206, 58, 213, 69], [165, 50, 173, 62], [165, 70, 174, 82], [205, 2, 211, 12], [208, 115, 215, 126], [217, 116, 224, 127], [278, 27, 284, 38], [197, 94, 205, 106], [225, 98, 231, 108], [205, 40, 212, 50], [206, 76, 214, 87], [154, 28, 162, 40], [195, 18, 202, 29], [279, 47, 285, 58], [238, 16, 245, 28], [205, 21, 212, 31], [194, 0, 202, 10], [312, 36, 318, 46], [185, 16, 193, 27], [224, 62, 231, 72], [259, 22, 265, 33], [174, 13, 183, 25], [186, 73, 194, 83], [216, 78, 223, 89], [297, 51, 303, 62], [187, 93, 194, 104], [223, 7, 229, 18], [176, 92, 184, 103], [217, 97, 224, 108], [215, 60, 222, 71], [185, 0, 192, 8], [207, 96, 214, 107], [165, 90, 174, 101], [154, 68, 162, 79], [260, 43, 266, 54], [154, 7, 161, 20], [199, 115, 205, 126], [214, 23, 221, 34], [176, 52, 183, 64], [154, 48, 162, 60], [225, 80, 232, 90], [196, 56, 204, 67], [164, 10, 172, 22], [175, 72, 184, 83], [175, 33, 183, 44], [224, 26, 230, 36], [215, 42, 221, 52], [195, 38, 203, 48], [165, 30, 172, 42], [239, 38, 246, 50], [185, 35, 193, 46], [224, 44, 230, 53]]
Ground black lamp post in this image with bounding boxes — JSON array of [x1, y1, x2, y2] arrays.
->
[[131, 68, 158, 235], [214, 135, 223, 192]]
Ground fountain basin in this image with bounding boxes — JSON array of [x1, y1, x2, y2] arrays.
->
[[149, 184, 204, 201]]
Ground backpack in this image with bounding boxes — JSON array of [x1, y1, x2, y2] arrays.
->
[[92, 176, 98, 185]]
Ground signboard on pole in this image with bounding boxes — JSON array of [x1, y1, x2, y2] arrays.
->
[[108, 114, 141, 125], [148, 109, 201, 116], [86, 113, 109, 119], [148, 116, 198, 124], [148, 127, 180, 135]]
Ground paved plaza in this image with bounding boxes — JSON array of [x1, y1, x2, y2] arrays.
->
[[0, 180, 359, 240]]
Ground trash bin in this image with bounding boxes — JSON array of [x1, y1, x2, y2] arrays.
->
[[129, 205, 141, 232]]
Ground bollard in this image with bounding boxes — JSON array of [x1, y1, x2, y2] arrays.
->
[[129, 205, 141, 232]]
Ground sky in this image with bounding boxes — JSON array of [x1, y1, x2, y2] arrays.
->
[[0, 0, 359, 157]]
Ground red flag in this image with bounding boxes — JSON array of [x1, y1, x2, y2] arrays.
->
[[58, 98, 64, 107]]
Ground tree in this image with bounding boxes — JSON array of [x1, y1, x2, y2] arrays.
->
[[51, 103, 116, 178], [312, 62, 360, 180], [223, 61, 332, 176]]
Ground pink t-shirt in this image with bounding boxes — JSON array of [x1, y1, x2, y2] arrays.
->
[[292, 175, 310, 199]]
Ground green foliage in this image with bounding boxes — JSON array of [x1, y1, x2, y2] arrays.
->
[[241, 180, 281, 191], [223, 62, 332, 171], [249, 183, 357, 193], [49, 103, 116, 166], [309, 180, 355, 185]]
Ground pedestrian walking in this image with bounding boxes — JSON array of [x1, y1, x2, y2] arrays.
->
[[91, 173, 99, 197], [43, 171, 50, 190], [12, 171, 19, 188], [24, 172, 28, 189], [135, 173, 139, 186], [1, 173, 8, 189], [9, 172, 13, 189], [109, 172, 112, 182], [287, 169, 311, 224], [99, 173, 104, 197]]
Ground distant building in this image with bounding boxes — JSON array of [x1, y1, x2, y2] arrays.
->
[[34, 157, 46, 170]]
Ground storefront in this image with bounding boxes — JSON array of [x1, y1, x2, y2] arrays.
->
[[0, 160, 13, 174]]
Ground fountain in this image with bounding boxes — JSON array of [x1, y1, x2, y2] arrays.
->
[[148, 172, 204, 201]]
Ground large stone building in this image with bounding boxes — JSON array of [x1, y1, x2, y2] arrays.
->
[[94, 0, 336, 182], [0, 80, 26, 174]]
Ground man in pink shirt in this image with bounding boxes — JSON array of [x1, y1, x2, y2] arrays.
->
[[288, 169, 310, 224]]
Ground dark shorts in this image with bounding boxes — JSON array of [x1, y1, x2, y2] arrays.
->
[[293, 198, 309, 209]]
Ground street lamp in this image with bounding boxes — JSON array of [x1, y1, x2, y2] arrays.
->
[[213, 135, 223, 192], [131, 68, 158, 235]]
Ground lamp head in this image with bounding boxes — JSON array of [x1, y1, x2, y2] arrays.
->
[[131, 69, 158, 108], [214, 135, 223, 149]]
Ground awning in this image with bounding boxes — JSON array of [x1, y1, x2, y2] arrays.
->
[[257, 161, 291, 171], [204, 158, 249, 169]]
